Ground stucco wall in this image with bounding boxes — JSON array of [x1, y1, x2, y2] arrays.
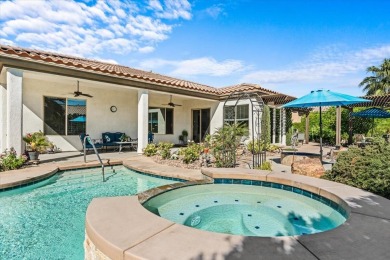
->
[[149, 94, 220, 144], [21, 74, 223, 151], [22, 77, 138, 151]]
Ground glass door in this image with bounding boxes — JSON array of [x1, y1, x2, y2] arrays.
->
[[192, 109, 210, 143]]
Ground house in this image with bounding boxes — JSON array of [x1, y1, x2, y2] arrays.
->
[[0, 45, 294, 155]]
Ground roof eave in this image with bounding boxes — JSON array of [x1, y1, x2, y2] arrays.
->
[[0, 55, 221, 100]]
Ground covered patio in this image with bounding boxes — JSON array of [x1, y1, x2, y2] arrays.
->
[[0, 45, 294, 156]]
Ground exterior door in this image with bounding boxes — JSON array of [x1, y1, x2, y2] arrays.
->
[[192, 109, 210, 143]]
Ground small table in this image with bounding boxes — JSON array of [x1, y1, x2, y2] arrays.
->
[[115, 141, 137, 153]]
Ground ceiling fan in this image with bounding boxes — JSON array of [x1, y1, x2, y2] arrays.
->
[[72, 81, 93, 98], [162, 95, 182, 107]]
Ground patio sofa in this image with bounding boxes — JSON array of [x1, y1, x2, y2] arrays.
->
[[79, 133, 103, 152], [102, 132, 124, 151], [102, 132, 138, 151]]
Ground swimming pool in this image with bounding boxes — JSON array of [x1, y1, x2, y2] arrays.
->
[[0, 166, 177, 259], [143, 183, 348, 237]]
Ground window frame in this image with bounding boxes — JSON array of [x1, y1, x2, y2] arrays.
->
[[148, 107, 174, 135], [224, 104, 249, 127], [43, 96, 87, 136]]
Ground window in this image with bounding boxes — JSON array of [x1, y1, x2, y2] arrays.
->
[[224, 104, 249, 127], [44, 97, 86, 135], [148, 107, 174, 134]]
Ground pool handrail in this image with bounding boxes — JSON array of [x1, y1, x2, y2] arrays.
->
[[84, 135, 105, 182]]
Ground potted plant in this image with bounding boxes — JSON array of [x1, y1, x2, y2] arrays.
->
[[182, 130, 188, 144], [23, 131, 50, 160]]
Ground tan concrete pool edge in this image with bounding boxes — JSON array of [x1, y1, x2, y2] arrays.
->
[[85, 166, 390, 260]]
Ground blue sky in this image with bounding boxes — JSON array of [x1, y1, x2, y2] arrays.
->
[[1, 0, 390, 97]]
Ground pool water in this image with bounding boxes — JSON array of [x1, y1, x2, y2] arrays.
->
[[0, 166, 177, 259], [143, 184, 347, 237]]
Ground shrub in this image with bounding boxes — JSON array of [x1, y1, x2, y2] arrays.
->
[[143, 143, 158, 157], [179, 143, 203, 164], [256, 161, 272, 171], [158, 142, 174, 160], [211, 123, 248, 168], [0, 148, 26, 172], [322, 139, 390, 199]]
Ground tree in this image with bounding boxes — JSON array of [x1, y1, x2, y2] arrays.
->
[[359, 58, 390, 95]]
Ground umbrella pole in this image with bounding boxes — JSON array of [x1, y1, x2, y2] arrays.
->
[[320, 106, 323, 163]]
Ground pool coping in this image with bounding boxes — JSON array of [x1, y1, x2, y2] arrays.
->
[[85, 166, 390, 260], [0, 159, 123, 191]]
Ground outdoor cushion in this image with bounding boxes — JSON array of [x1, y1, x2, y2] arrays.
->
[[79, 134, 103, 149]]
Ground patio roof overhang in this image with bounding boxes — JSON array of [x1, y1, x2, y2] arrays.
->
[[0, 44, 296, 105], [348, 94, 390, 108], [0, 55, 222, 100]]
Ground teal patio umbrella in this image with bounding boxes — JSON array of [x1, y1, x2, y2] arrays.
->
[[69, 115, 86, 122], [351, 107, 390, 135], [282, 90, 371, 160]]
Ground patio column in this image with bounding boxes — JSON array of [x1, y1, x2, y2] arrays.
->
[[0, 83, 7, 152], [336, 106, 341, 147], [6, 69, 23, 155], [281, 108, 286, 145], [272, 107, 276, 144], [137, 89, 148, 154], [348, 107, 353, 144], [278, 108, 282, 144], [305, 112, 310, 144]]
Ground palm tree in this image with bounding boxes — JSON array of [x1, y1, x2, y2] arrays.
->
[[359, 58, 390, 95]]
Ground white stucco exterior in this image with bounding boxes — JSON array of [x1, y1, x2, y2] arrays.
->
[[0, 65, 278, 154], [7, 69, 23, 154], [0, 83, 7, 152]]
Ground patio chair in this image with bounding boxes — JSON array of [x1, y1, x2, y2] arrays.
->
[[79, 133, 103, 153], [353, 134, 366, 147]]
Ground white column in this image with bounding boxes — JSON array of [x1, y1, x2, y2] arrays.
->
[[278, 108, 282, 144], [0, 83, 7, 152], [272, 108, 276, 144], [281, 108, 286, 145], [6, 69, 23, 155], [137, 89, 148, 154]]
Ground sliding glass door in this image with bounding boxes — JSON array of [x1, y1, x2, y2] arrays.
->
[[192, 108, 210, 143]]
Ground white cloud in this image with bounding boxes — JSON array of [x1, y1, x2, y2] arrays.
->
[[0, 0, 193, 58], [152, 0, 192, 20], [0, 38, 15, 46], [140, 57, 247, 76], [138, 46, 155, 53], [204, 4, 225, 19], [241, 44, 390, 84]]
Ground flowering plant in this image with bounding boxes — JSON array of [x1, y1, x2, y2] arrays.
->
[[23, 131, 50, 152], [0, 148, 26, 171]]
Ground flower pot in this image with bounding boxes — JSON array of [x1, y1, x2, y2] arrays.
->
[[28, 151, 39, 161]]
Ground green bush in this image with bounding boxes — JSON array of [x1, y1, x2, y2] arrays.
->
[[256, 161, 272, 171], [0, 148, 26, 171], [212, 123, 248, 167], [322, 139, 390, 199], [179, 143, 203, 164], [143, 143, 158, 157], [158, 142, 174, 159]]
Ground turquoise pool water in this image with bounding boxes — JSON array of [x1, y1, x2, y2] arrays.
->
[[144, 184, 347, 237], [0, 166, 177, 259]]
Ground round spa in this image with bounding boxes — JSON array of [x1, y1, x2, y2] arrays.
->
[[143, 183, 348, 237]]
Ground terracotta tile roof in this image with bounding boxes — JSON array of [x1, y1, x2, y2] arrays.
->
[[0, 44, 217, 94], [0, 44, 295, 102], [218, 83, 280, 95]]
